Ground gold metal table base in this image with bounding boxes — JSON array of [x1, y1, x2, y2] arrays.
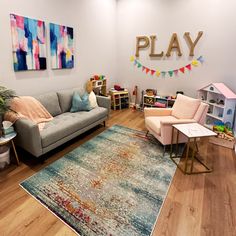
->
[[170, 127, 212, 175]]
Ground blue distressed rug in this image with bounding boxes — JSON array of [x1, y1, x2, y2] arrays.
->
[[20, 125, 177, 236]]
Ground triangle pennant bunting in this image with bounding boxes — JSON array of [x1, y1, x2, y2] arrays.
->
[[179, 67, 185, 73], [186, 64, 191, 71], [151, 70, 156, 76], [130, 56, 203, 77], [145, 68, 150, 74], [192, 60, 198, 66], [161, 71, 166, 77], [174, 69, 179, 76], [168, 71, 174, 77], [197, 56, 204, 63], [156, 70, 161, 77], [137, 62, 142, 68]]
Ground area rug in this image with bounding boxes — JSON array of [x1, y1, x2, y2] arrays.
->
[[20, 125, 177, 236]]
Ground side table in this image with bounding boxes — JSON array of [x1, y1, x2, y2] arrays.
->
[[170, 123, 217, 174], [0, 132, 20, 166]]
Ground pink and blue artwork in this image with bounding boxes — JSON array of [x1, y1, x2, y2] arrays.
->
[[50, 23, 74, 69], [10, 14, 47, 71]]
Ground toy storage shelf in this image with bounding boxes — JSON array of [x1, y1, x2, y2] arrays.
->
[[143, 95, 175, 108], [198, 83, 236, 129], [109, 90, 129, 110], [90, 78, 107, 96]]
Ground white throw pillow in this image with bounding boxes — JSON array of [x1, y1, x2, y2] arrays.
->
[[89, 91, 98, 109]]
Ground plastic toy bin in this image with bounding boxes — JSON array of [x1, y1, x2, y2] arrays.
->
[[0, 146, 10, 169]]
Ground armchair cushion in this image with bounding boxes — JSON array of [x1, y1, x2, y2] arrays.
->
[[194, 102, 209, 124], [145, 116, 178, 135], [144, 107, 173, 117], [172, 94, 200, 119]]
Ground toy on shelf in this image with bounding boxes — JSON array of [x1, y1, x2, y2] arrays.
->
[[146, 89, 157, 96], [142, 90, 176, 109], [213, 122, 234, 141], [209, 121, 235, 149], [90, 75, 107, 96]]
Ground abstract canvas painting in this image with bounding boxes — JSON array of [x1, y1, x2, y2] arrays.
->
[[50, 23, 74, 69], [10, 14, 46, 71]]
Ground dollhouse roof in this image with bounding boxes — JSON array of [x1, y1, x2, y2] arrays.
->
[[200, 83, 236, 99]]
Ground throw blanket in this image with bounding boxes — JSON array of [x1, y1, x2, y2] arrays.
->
[[4, 96, 53, 131]]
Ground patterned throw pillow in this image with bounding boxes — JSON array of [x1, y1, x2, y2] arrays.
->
[[70, 92, 92, 112]]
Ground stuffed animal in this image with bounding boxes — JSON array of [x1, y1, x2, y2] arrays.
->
[[86, 81, 93, 93]]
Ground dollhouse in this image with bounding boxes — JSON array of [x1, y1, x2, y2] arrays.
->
[[198, 83, 236, 129]]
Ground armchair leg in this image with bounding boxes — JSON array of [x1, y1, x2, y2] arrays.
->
[[145, 130, 149, 137], [163, 145, 166, 156], [103, 121, 106, 127]]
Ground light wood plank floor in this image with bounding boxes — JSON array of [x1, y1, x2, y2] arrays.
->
[[0, 109, 235, 236]]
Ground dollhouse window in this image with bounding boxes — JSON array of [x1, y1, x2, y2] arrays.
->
[[227, 109, 232, 115], [210, 86, 214, 91]]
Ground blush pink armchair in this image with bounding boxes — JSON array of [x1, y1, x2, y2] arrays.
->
[[144, 94, 209, 148]]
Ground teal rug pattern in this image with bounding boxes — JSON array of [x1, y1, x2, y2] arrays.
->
[[21, 125, 177, 236]]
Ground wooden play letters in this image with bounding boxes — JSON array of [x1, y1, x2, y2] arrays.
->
[[135, 31, 203, 57]]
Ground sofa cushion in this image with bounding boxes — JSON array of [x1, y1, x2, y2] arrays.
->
[[57, 87, 85, 113], [172, 94, 200, 119], [35, 92, 62, 117], [145, 116, 177, 135], [40, 107, 108, 147]]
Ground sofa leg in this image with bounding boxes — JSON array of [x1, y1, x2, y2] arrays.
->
[[103, 121, 106, 127]]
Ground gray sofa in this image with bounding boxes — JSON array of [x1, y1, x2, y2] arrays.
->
[[14, 87, 111, 157]]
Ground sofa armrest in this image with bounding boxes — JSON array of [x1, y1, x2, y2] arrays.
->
[[14, 118, 42, 157], [144, 107, 173, 117], [96, 96, 111, 114], [161, 119, 196, 125]]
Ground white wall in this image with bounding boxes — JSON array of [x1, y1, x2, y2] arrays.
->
[[0, 0, 117, 95], [116, 0, 236, 100]]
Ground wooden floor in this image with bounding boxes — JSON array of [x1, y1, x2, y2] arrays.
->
[[0, 109, 235, 236]]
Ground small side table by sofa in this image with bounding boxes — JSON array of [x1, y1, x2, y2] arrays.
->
[[170, 123, 217, 174], [0, 132, 20, 166]]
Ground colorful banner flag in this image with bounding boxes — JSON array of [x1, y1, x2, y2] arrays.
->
[[192, 60, 198, 66], [145, 68, 150, 74], [186, 64, 191, 71], [168, 71, 174, 77], [151, 70, 155, 76], [174, 69, 179, 76], [156, 70, 161, 77], [179, 67, 185, 73], [197, 56, 204, 63], [130, 55, 203, 78], [161, 71, 166, 77]]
